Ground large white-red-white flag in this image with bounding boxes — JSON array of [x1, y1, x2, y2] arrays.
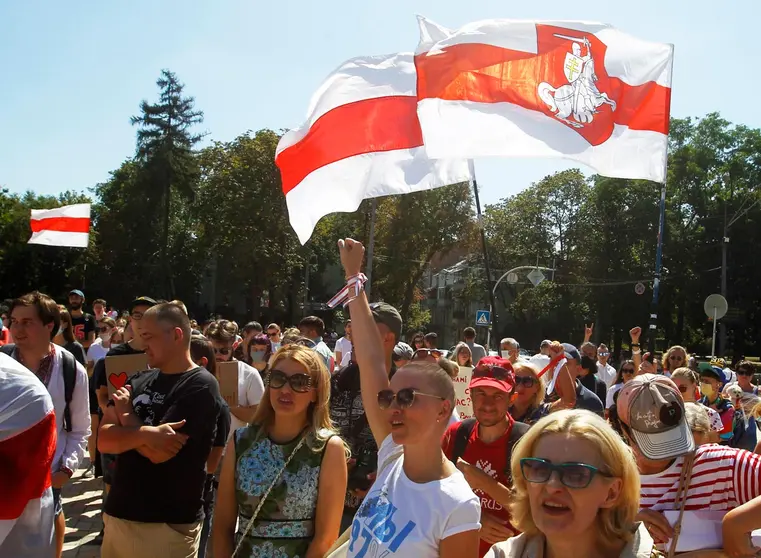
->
[[415, 17, 674, 183], [275, 53, 471, 244], [0, 353, 57, 556], [28, 203, 91, 248]]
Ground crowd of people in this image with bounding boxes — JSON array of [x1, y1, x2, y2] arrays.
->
[[1, 238, 761, 558]]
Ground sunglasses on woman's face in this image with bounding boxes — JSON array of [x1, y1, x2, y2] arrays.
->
[[622, 368, 635, 375], [213, 347, 231, 356], [514, 376, 537, 388], [377, 387, 444, 410], [520, 457, 611, 489], [669, 355, 684, 361], [267, 369, 313, 393], [98, 326, 110, 333]]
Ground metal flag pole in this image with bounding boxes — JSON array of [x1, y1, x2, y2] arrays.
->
[[648, 174, 668, 355], [469, 160, 499, 349], [365, 198, 378, 300]]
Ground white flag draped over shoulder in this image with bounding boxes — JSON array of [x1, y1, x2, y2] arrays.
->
[[415, 17, 674, 183], [28, 203, 91, 248], [275, 53, 471, 244]]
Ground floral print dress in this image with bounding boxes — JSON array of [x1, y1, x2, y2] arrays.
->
[[234, 425, 329, 558]]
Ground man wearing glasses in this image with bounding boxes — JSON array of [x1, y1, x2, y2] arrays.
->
[[266, 323, 282, 352], [596, 343, 617, 389]]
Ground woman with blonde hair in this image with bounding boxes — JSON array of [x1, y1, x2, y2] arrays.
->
[[661, 345, 688, 376], [486, 409, 660, 558], [507, 362, 550, 425], [213, 344, 347, 557], [670, 367, 723, 438], [451, 342, 474, 367]]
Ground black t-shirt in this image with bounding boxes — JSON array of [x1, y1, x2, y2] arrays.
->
[[70, 313, 96, 343], [64, 341, 87, 367], [214, 401, 231, 448], [579, 372, 607, 406], [574, 379, 605, 417], [104, 366, 222, 523]]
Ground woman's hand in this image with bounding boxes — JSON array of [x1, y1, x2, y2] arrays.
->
[[630, 326, 641, 343], [338, 238, 365, 279], [635, 509, 673, 544]]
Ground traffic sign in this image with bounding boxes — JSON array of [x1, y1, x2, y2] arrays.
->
[[526, 268, 545, 287], [506, 272, 519, 284], [635, 282, 646, 295], [475, 310, 491, 326], [704, 294, 728, 320]]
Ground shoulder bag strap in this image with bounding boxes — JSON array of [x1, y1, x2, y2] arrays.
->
[[232, 432, 308, 557], [667, 451, 697, 558], [450, 418, 477, 464]]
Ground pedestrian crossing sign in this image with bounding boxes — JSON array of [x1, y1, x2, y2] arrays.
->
[[476, 310, 491, 326]]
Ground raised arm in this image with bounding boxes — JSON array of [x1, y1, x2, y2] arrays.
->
[[339, 238, 391, 446], [629, 327, 642, 374]]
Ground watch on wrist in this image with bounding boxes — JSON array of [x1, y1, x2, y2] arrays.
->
[[59, 466, 74, 478], [631, 343, 641, 347]]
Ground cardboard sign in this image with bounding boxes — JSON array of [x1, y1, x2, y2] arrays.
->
[[105, 353, 149, 397], [453, 366, 473, 420], [217, 361, 239, 408], [664, 510, 726, 552]]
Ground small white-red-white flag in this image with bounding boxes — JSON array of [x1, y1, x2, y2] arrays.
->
[[275, 53, 471, 244], [415, 17, 674, 183], [28, 203, 91, 248]]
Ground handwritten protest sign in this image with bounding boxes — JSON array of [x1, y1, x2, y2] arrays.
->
[[105, 353, 148, 397], [217, 361, 239, 408], [453, 366, 473, 419]]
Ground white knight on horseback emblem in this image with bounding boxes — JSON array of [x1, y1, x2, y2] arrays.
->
[[538, 35, 616, 128]]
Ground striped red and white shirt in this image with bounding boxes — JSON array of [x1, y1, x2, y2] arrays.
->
[[640, 444, 761, 511]]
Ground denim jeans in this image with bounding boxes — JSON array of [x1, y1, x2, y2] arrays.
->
[[198, 474, 217, 558]]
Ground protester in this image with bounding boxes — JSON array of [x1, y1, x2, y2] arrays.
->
[[535, 340, 551, 358], [555, 343, 604, 416], [442, 356, 529, 556], [68, 289, 96, 349], [5, 292, 91, 558], [392, 341, 414, 368], [86, 317, 117, 365], [110, 327, 125, 345], [670, 367, 723, 437], [578, 342, 608, 405], [485, 410, 658, 558], [0, 306, 12, 345], [330, 301, 402, 531], [451, 342, 474, 367], [615, 374, 761, 556], [206, 319, 265, 435], [98, 303, 225, 558], [247, 333, 272, 373], [92, 298, 107, 322], [684, 402, 714, 446], [0, 353, 57, 557], [508, 362, 557, 425], [213, 344, 348, 557], [463, 327, 487, 365], [238, 321, 263, 364], [411, 332, 426, 350], [661, 345, 688, 376], [698, 363, 736, 444], [424, 331, 439, 349], [596, 343, 617, 388], [605, 360, 636, 410], [335, 319, 353, 368], [500, 338, 520, 363], [53, 308, 87, 366], [189, 334, 232, 558], [299, 315, 335, 372], [730, 360, 759, 395], [339, 238, 481, 557], [83, 317, 116, 476], [266, 322, 282, 352]]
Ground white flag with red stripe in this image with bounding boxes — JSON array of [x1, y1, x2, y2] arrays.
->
[[415, 17, 674, 183], [0, 353, 56, 556], [275, 53, 471, 244], [28, 203, 91, 248]]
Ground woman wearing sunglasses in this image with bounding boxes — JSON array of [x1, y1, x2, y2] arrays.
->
[[661, 345, 688, 377], [213, 344, 348, 558], [486, 410, 659, 558], [507, 362, 549, 425], [206, 319, 265, 436], [604, 360, 636, 410], [338, 238, 481, 558]]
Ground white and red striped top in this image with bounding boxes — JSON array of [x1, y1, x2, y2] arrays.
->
[[640, 443, 761, 511]]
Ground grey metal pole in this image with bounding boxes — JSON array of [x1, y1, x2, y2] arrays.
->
[[304, 254, 310, 313], [470, 161, 498, 347], [720, 205, 728, 356], [365, 199, 377, 300]]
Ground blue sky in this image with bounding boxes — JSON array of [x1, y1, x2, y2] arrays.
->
[[0, 1, 754, 207]]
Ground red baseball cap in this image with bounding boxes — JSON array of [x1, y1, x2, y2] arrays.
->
[[469, 356, 515, 393]]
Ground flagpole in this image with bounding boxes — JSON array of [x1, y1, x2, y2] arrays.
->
[[648, 175, 668, 356], [365, 199, 378, 300], [469, 160, 499, 350]]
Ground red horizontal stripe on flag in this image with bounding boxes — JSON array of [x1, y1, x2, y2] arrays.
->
[[276, 96, 423, 195], [30, 217, 90, 234], [416, 36, 670, 142]]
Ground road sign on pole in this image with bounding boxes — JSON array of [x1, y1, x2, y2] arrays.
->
[[635, 282, 646, 295], [704, 294, 728, 358], [476, 310, 491, 326], [526, 268, 545, 287]]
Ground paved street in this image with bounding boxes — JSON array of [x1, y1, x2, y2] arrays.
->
[[61, 460, 103, 558]]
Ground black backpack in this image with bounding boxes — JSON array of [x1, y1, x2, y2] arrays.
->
[[1, 343, 78, 432], [449, 418, 530, 478]]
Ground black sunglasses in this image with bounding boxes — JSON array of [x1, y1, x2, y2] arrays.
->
[[473, 365, 513, 381], [267, 332, 279, 338], [738, 369, 754, 376], [622, 368, 635, 374], [514, 376, 537, 388], [98, 326, 111, 333], [267, 369, 313, 393], [377, 388, 444, 410], [213, 347, 231, 356], [520, 457, 612, 489], [669, 355, 685, 361]]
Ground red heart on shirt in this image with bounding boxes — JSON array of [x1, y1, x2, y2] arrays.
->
[[109, 372, 128, 390]]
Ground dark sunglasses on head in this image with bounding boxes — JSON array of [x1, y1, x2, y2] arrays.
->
[[412, 349, 441, 360], [267, 369, 313, 393], [377, 387, 444, 410], [473, 365, 513, 381], [520, 457, 611, 489], [213, 347, 231, 356], [514, 376, 537, 388]]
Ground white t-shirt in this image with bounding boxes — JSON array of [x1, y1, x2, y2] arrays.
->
[[335, 336, 353, 367], [86, 338, 109, 363], [597, 361, 617, 389], [230, 361, 265, 436], [347, 435, 481, 558], [606, 382, 623, 409]]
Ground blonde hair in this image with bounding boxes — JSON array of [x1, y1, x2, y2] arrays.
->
[[663, 345, 689, 372], [510, 410, 640, 544], [449, 342, 473, 367], [513, 362, 546, 410], [684, 403, 710, 435], [752, 401, 761, 420], [671, 367, 698, 385], [251, 344, 346, 455]]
